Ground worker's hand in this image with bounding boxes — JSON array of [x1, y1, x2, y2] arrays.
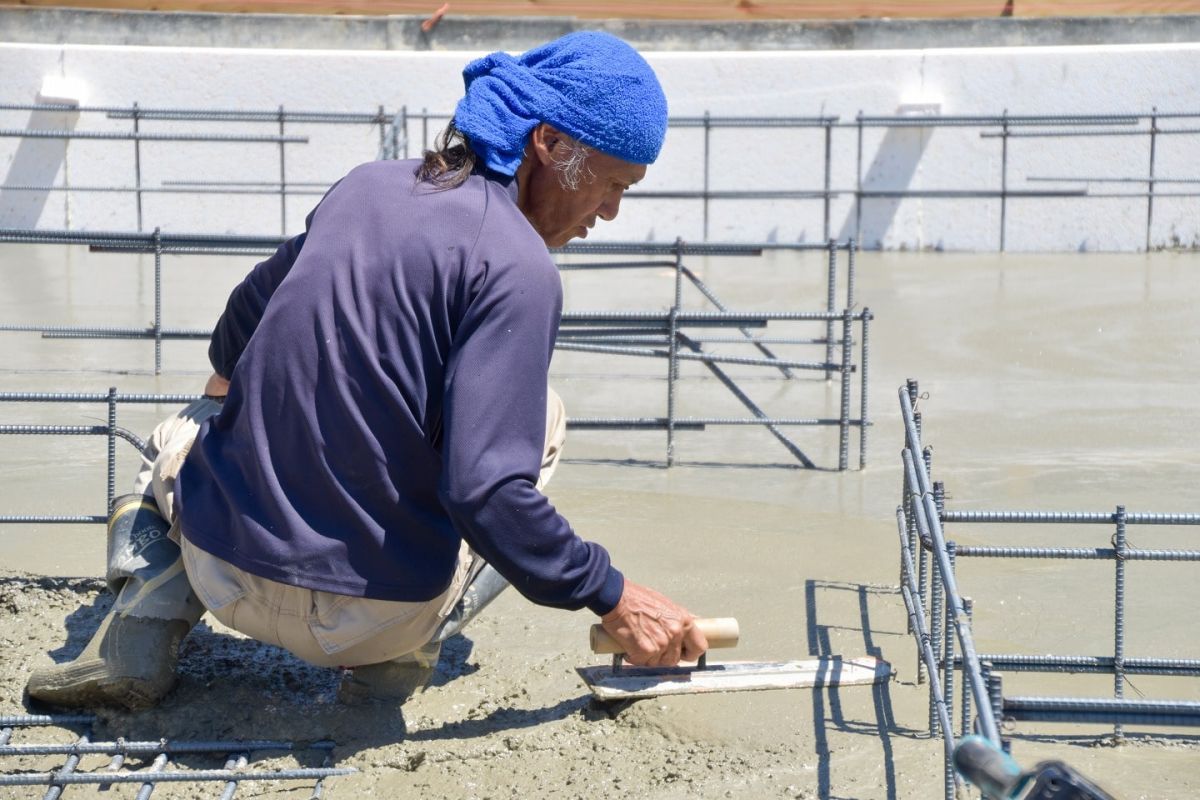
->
[[600, 580, 708, 667], [203, 372, 230, 398]]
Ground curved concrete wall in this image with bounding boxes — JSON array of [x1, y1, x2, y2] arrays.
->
[[1, 38, 1197, 251]]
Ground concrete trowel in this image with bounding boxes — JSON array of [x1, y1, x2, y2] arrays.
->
[[577, 617, 893, 702]]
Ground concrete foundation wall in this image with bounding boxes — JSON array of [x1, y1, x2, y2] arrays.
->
[[1, 35, 1197, 251]]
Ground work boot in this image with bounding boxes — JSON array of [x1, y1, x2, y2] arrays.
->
[[26, 494, 205, 711], [336, 559, 508, 706], [432, 561, 509, 644], [337, 641, 443, 706]]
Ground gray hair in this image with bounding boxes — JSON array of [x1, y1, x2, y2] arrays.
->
[[552, 135, 594, 191]]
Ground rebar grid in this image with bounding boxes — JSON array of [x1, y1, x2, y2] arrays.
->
[[897, 380, 1200, 798], [0, 233, 870, 469], [0, 714, 352, 796], [6, 102, 1199, 248]]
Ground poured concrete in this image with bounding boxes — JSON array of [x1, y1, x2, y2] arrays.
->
[[0, 244, 1197, 797]]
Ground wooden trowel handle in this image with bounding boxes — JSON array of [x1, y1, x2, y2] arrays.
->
[[589, 617, 740, 654]]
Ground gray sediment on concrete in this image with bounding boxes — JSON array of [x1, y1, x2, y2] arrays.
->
[[1, 7, 1199, 52]]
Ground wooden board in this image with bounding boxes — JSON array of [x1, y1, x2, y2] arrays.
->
[[577, 655, 892, 702]]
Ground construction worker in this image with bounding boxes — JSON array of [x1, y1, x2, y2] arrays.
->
[[27, 30, 708, 711]]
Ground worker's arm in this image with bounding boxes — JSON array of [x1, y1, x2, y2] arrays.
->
[[207, 232, 306, 380], [437, 249, 624, 615]]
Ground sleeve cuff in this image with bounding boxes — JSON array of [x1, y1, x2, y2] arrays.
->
[[586, 565, 624, 616]]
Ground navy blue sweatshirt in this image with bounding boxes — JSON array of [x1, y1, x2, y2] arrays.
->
[[177, 159, 624, 615]]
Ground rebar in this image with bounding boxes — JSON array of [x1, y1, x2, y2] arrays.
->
[[895, 506, 960, 794], [0, 129, 307, 143], [859, 308, 871, 470], [0, 715, 95, 726], [677, 334, 815, 468], [898, 378, 1200, 794], [900, 388, 1001, 743], [1002, 697, 1200, 728], [953, 546, 1200, 561], [942, 510, 1200, 525], [106, 387, 117, 511], [555, 341, 845, 371], [0, 424, 147, 450], [1113, 504, 1127, 740], [0, 767, 356, 787], [219, 753, 249, 800], [566, 418, 705, 431], [678, 263, 793, 378], [824, 241, 837, 380], [956, 654, 1200, 676], [153, 228, 162, 373], [0, 740, 304, 757]]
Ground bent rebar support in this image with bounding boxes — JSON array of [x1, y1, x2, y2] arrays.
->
[[0, 714, 352, 796], [897, 380, 1200, 800]]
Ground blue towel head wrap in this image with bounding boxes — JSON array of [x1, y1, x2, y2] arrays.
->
[[454, 31, 668, 176]]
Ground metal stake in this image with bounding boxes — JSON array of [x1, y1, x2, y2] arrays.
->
[[1146, 108, 1158, 252], [153, 226, 162, 374], [1114, 504, 1127, 742], [277, 105, 287, 235], [132, 102, 144, 232]]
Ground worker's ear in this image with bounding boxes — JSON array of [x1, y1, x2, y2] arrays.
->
[[529, 123, 567, 166]]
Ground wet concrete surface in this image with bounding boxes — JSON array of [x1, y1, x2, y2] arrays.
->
[[0, 243, 1197, 798]]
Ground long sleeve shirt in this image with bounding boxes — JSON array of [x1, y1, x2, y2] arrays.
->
[[177, 159, 624, 615]]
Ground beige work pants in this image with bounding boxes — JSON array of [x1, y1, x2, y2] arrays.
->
[[134, 390, 566, 668]]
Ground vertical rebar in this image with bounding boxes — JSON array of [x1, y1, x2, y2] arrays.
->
[[153, 226, 162, 375], [1114, 504, 1127, 742], [824, 239, 837, 381], [672, 238, 684, 381], [999, 110, 1009, 253], [929, 481, 946, 736], [859, 307, 871, 470], [277, 105, 288, 235], [106, 386, 117, 513], [943, 538, 957, 746], [135, 752, 169, 800], [218, 752, 249, 800], [666, 308, 679, 468], [901, 381, 920, 640], [132, 102, 144, 233], [822, 120, 833, 242], [917, 440, 931, 681], [43, 731, 89, 800], [838, 309, 852, 471], [901, 434, 915, 635], [702, 111, 711, 241], [1145, 108, 1158, 252], [421, 108, 429, 152], [0, 727, 11, 746], [961, 597, 974, 736], [986, 668, 1004, 745], [855, 112, 864, 242], [400, 105, 408, 158], [846, 238, 857, 312], [666, 239, 683, 466], [376, 104, 387, 159]]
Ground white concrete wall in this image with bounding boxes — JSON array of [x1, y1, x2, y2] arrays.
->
[[1, 41, 1197, 251]]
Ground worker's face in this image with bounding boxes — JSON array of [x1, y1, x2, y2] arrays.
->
[[518, 125, 647, 248]]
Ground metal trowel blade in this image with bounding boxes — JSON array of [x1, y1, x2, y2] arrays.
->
[[576, 655, 892, 702]]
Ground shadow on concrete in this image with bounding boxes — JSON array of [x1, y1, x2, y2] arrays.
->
[[805, 578, 914, 800]]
